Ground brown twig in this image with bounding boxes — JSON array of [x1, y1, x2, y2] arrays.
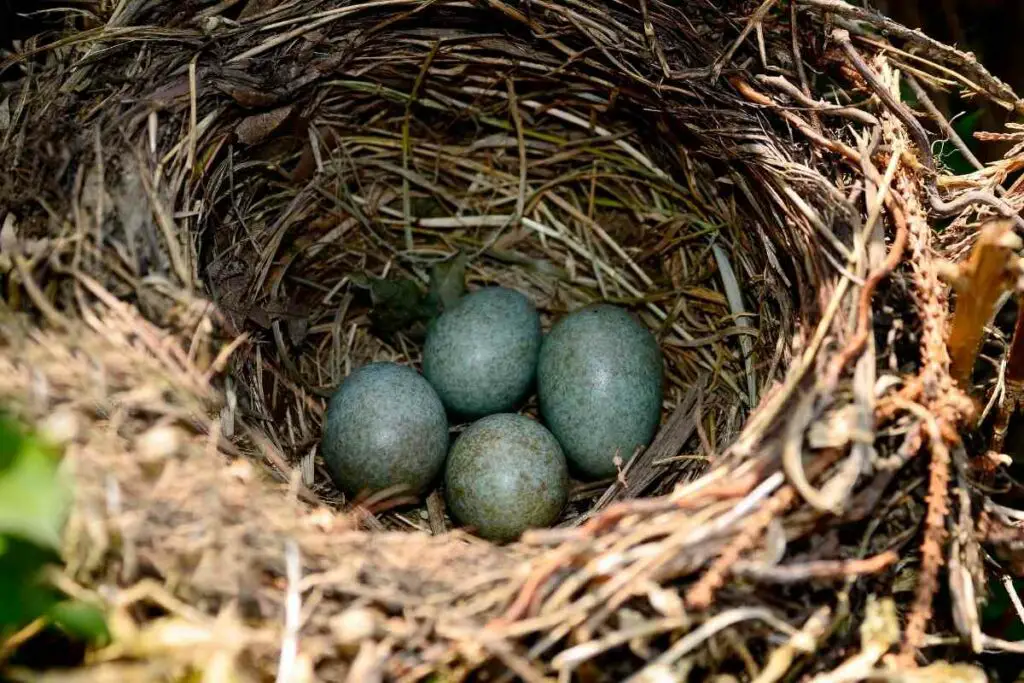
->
[[825, 183, 909, 387], [733, 550, 897, 584], [942, 219, 1022, 387], [426, 490, 447, 536], [755, 74, 879, 126], [685, 448, 844, 609], [904, 75, 985, 174], [831, 29, 1024, 231], [900, 423, 952, 662], [800, 0, 1023, 112]]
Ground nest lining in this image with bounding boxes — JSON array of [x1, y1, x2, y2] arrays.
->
[[190, 3, 786, 519]]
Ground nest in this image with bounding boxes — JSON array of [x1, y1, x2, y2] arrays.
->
[[3, 0, 1024, 681]]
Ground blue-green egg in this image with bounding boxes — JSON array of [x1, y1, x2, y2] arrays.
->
[[537, 304, 663, 479], [423, 287, 541, 419], [444, 413, 568, 542], [321, 362, 449, 498]]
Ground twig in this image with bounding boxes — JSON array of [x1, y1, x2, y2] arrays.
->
[[1002, 574, 1024, 629], [275, 540, 302, 683], [905, 75, 984, 173], [625, 608, 798, 682], [733, 550, 897, 584], [731, 76, 864, 167], [685, 483, 796, 609], [900, 422, 951, 662], [402, 40, 440, 253], [832, 30, 1024, 232], [713, 0, 780, 80], [755, 74, 879, 126], [825, 155, 907, 388], [712, 243, 757, 406], [980, 634, 1024, 654], [551, 616, 688, 672], [808, 598, 899, 683], [941, 219, 1022, 386], [751, 607, 830, 683], [12, 253, 68, 329], [799, 0, 1023, 112], [426, 490, 447, 535]]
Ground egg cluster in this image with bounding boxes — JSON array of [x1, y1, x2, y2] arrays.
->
[[321, 287, 663, 541]]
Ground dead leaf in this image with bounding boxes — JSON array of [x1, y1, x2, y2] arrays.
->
[[222, 84, 279, 109], [239, 0, 278, 19], [1, 213, 19, 254], [235, 105, 294, 145], [287, 317, 309, 346]]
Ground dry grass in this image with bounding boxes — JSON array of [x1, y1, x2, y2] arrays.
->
[[2, 0, 1024, 680]]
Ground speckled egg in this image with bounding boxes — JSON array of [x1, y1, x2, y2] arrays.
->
[[423, 287, 541, 419], [538, 304, 663, 479], [444, 413, 568, 542], [321, 362, 449, 498]]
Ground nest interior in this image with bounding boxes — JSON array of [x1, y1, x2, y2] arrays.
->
[[3, 0, 1024, 681], [194, 1, 790, 517]]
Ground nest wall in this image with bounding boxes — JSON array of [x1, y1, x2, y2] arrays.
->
[[2, 0, 1024, 681]]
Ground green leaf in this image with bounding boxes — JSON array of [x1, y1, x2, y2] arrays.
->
[[48, 600, 111, 646], [352, 276, 431, 334], [0, 420, 68, 551], [409, 195, 448, 219], [898, 79, 919, 107], [0, 535, 60, 629], [427, 251, 467, 313], [351, 254, 468, 337]]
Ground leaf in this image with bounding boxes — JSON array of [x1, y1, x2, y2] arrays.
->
[[356, 276, 433, 334], [427, 251, 467, 313], [222, 85, 278, 109], [0, 535, 60, 629], [48, 600, 111, 646], [348, 273, 372, 289], [0, 419, 68, 551], [409, 196, 448, 219], [235, 105, 294, 145]]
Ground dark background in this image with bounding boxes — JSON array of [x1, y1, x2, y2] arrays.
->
[[1, 1, 58, 48], [874, 0, 1024, 165]]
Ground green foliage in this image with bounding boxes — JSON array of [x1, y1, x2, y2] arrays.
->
[[898, 79, 919, 107], [0, 424, 68, 551], [0, 416, 109, 652], [352, 251, 468, 335], [426, 251, 468, 313], [981, 576, 1024, 642], [351, 274, 435, 334], [48, 600, 111, 645]]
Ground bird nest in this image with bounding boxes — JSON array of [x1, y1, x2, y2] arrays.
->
[[2, 0, 1024, 681]]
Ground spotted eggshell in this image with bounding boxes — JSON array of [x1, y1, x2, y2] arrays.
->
[[537, 304, 662, 479]]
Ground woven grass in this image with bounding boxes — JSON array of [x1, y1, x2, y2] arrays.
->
[[2, 0, 1024, 680]]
